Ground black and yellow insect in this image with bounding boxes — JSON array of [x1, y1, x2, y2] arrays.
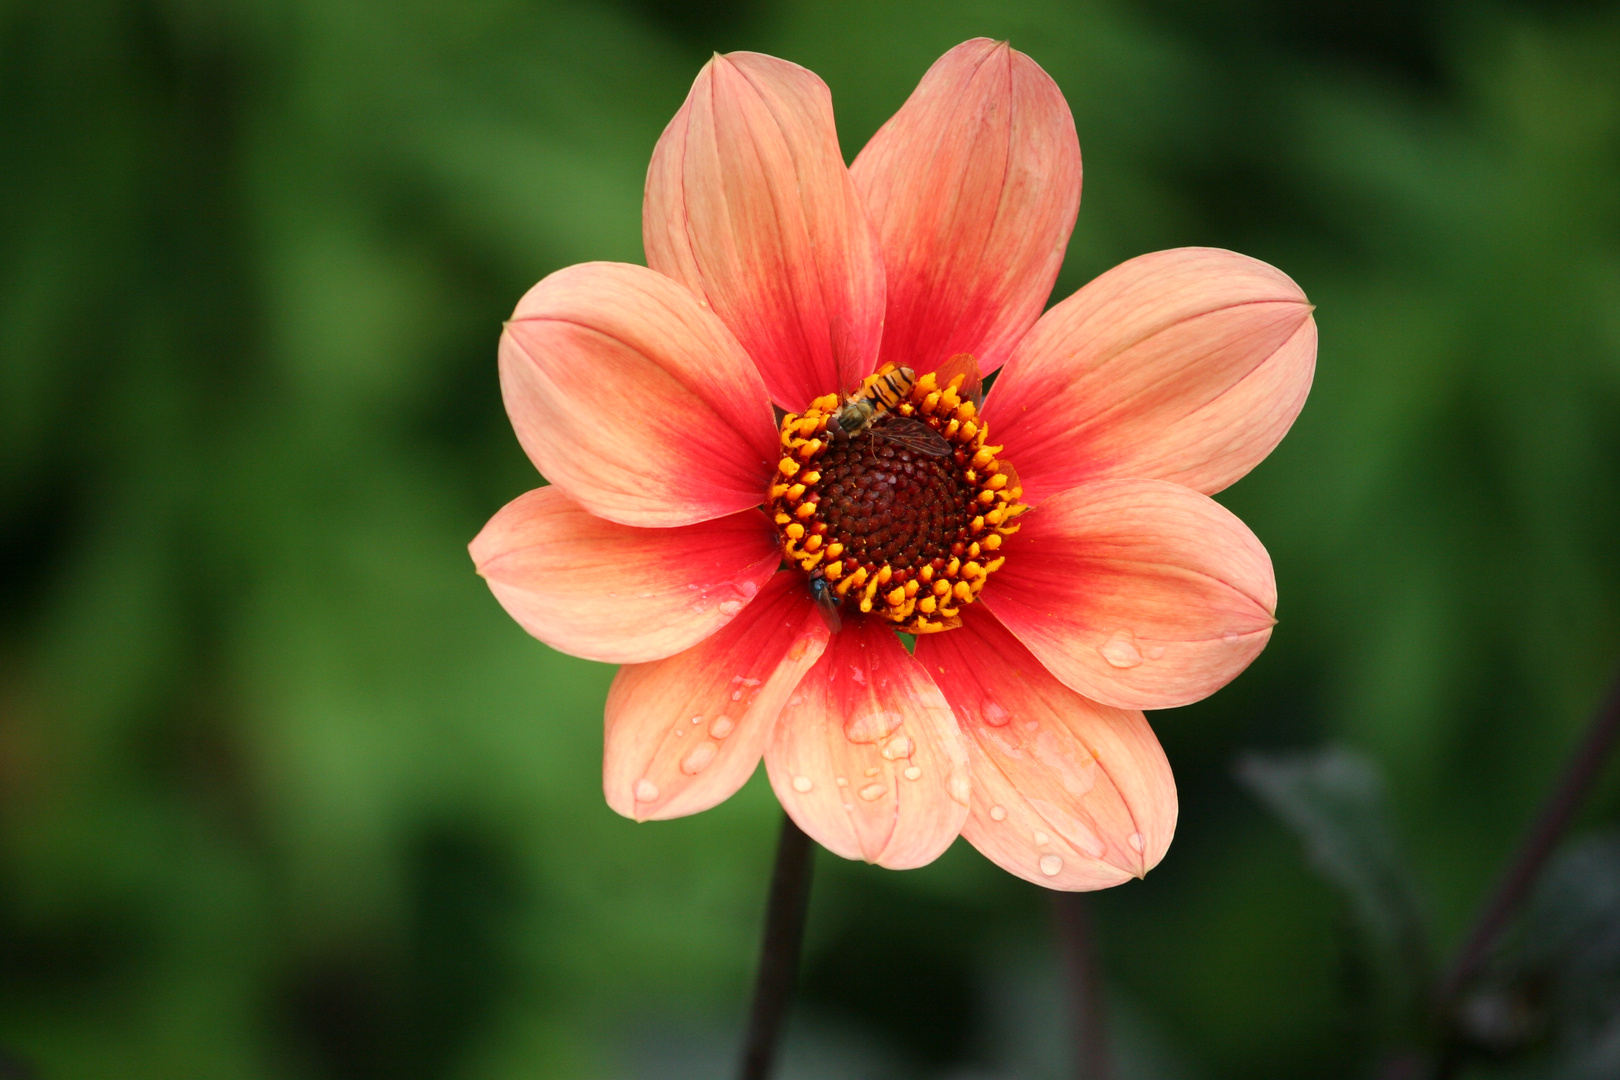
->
[[824, 366, 951, 457]]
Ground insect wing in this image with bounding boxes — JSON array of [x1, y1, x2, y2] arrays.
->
[[809, 577, 842, 633], [933, 353, 983, 407], [873, 416, 952, 457]]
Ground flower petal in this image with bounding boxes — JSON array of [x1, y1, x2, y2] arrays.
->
[[850, 39, 1081, 377], [916, 610, 1176, 890], [470, 487, 779, 664], [981, 479, 1276, 710], [499, 261, 779, 527], [604, 571, 831, 822], [764, 618, 969, 868], [645, 51, 884, 411], [985, 248, 1316, 501]]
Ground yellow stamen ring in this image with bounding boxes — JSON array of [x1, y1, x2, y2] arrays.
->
[[767, 366, 1027, 634]]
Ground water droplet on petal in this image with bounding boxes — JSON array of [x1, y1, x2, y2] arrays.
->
[[903, 766, 922, 781], [1128, 832, 1145, 853], [858, 782, 887, 802], [792, 775, 814, 793], [1222, 631, 1241, 645], [983, 700, 1011, 726], [709, 716, 735, 739], [730, 689, 743, 701], [845, 710, 904, 743], [835, 776, 849, 787], [634, 779, 659, 802], [1033, 830, 1052, 846], [690, 715, 704, 725], [863, 766, 880, 777], [1098, 631, 1144, 669], [989, 805, 1007, 821], [680, 741, 718, 775], [718, 599, 743, 616], [881, 734, 913, 759], [948, 773, 971, 807], [1039, 854, 1064, 877]]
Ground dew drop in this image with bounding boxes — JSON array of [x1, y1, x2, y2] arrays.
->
[[634, 779, 659, 802], [1222, 631, 1241, 645], [947, 773, 972, 807], [845, 710, 904, 743], [1128, 832, 1145, 853], [858, 782, 887, 802], [680, 741, 718, 775], [1039, 854, 1064, 877], [1098, 630, 1144, 669], [730, 689, 743, 701], [1033, 830, 1052, 846], [787, 637, 809, 661], [835, 776, 849, 787], [881, 734, 914, 760], [989, 805, 1007, 822], [792, 775, 814, 793], [903, 766, 922, 781], [982, 700, 1011, 726], [690, 715, 704, 725], [718, 599, 744, 616], [863, 766, 880, 777], [709, 716, 735, 739]]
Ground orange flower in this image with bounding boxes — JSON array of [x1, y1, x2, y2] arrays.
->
[[470, 40, 1315, 889]]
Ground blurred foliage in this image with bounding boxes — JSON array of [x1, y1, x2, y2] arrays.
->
[[3, 0, 1619, 1078]]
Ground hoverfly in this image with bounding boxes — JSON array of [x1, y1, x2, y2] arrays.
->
[[825, 365, 951, 458], [807, 570, 843, 633]]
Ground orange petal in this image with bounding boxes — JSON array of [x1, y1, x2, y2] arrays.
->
[[470, 487, 779, 664], [764, 618, 969, 868], [604, 571, 830, 821], [981, 479, 1276, 710], [916, 609, 1176, 890], [985, 248, 1316, 501], [499, 262, 779, 528], [645, 51, 883, 411], [850, 39, 1081, 377]]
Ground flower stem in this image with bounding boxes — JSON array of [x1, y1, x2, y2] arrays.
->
[[1051, 891, 1114, 1080], [1432, 662, 1620, 1078], [738, 813, 816, 1080]]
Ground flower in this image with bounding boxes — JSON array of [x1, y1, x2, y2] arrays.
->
[[470, 39, 1315, 889]]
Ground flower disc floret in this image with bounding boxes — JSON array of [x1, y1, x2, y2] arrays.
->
[[768, 366, 1027, 634]]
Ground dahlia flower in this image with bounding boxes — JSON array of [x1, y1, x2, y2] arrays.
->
[[470, 39, 1315, 889]]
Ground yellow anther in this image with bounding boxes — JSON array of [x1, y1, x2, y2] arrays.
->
[[984, 556, 1006, 574], [956, 400, 976, 421], [797, 439, 822, 460], [813, 393, 839, 410], [945, 557, 961, 577], [794, 501, 816, 519], [800, 470, 820, 485], [774, 512, 792, 526], [770, 483, 791, 500], [921, 391, 942, 415], [987, 472, 1008, 491], [785, 522, 805, 540], [875, 565, 893, 586], [834, 574, 856, 596], [918, 595, 938, 615], [998, 522, 1021, 536], [824, 541, 844, 561], [932, 580, 951, 597], [886, 586, 906, 606], [903, 579, 920, 597], [962, 560, 984, 580], [971, 515, 985, 533], [778, 457, 800, 477], [972, 447, 996, 470], [862, 577, 881, 604], [977, 489, 997, 505], [943, 419, 960, 438], [787, 483, 806, 501], [824, 560, 844, 580], [915, 372, 938, 394], [940, 387, 961, 410], [960, 420, 979, 441], [967, 542, 981, 558], [800, 550, 824, 570], [981, 533, 1002, 551], [984, 507, 1006, 526], [918, 565, 934, 583], [802, 533, 822, 552], [796, 416, 820, 436]]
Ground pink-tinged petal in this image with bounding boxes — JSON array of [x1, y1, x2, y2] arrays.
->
[[645, 51, 883, 411], [500, 261, 779, 528], [765, 618, 969, 868], [604, 572, 830, 822], [470, 487, 779, 665], [850, 39, 1081, 377], [917, 610, 1176, 890], [981, 479, 1276, 710], [985, 248, 1316, 501]]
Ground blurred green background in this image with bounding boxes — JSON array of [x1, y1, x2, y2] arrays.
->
[[4, 0, 1619, 1077]]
